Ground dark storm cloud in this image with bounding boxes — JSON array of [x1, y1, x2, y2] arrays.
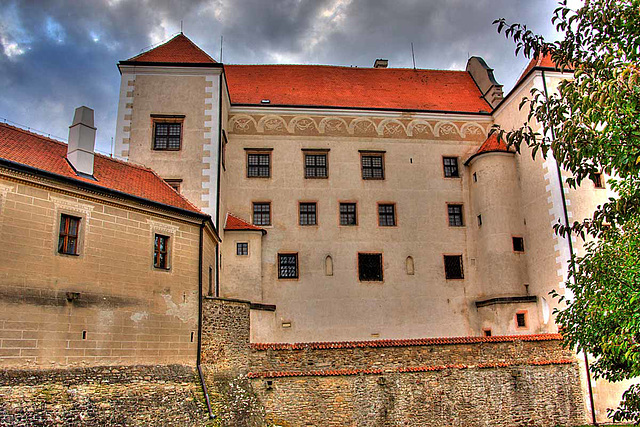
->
[[0, 0, 563, 154]]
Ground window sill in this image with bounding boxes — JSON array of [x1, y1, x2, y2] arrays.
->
[[153, 266, 171, 271], [58, 252, 80, 257]]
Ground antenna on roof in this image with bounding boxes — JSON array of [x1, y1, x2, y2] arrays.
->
[[220, 36, 223, 62], [411, 42, 416, 70], [110, 137, 114, 158], [180, 20, 183, 33]]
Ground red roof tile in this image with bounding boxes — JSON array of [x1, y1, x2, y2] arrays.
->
[[125, 33, 216, 64], [516, 53, 571, 85], [0, 123, 202, 214], [477, 133, 510, 155], [251, 333, 562, 351], [224, 65, 492, 113], [225, 213, 266, 233]]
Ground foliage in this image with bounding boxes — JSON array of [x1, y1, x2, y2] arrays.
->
[[494, 0, 640, 423]]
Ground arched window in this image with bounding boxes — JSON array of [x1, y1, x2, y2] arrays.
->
[[325, 255, 333, 276], [406, 256, 415, 275]]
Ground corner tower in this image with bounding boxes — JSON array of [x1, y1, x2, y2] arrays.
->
[[114, 34, 227, 226]]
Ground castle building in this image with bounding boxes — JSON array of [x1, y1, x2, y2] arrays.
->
[[0, 33, 629, 425]]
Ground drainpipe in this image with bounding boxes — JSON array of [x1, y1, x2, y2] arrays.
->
[[542, 70, 597, 426], [197, 220, 215, 419]]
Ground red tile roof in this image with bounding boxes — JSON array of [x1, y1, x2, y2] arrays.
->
[[0, 123, 202, 214], [516, 53, 572, 85], [225, 213, 266, 233], [251, 333, 562, 351], [125, 33, 216, 64], [247, 358, 574, 379], [465, 133, 512, 165], [224, 65, 492, 113]]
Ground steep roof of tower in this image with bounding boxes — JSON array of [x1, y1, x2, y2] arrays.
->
[[224, 65, 493, 113], [225, 213, 266, 234], [464, 133, 512, 165], [124, 33, 217, 65], [0, 122, 203, 214]]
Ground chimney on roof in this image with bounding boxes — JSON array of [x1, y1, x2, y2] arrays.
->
[[373, 59, 388, 68], [466, 57, 503, 108], [67, 106, 96, 177]]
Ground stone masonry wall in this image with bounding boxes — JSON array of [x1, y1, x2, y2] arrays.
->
[[0, 365, 208, 426], [201, 297, 251, 373]]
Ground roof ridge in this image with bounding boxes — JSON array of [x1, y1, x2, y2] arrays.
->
[[225, 63, 468, 73], [0, 122, 68, 148]]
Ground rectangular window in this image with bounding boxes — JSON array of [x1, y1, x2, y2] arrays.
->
[[361, 154, 384, 180], [443, 157, 459, 178], [339, 203, 357, 226], [516, 312, 527, 328], [299, 202, 317, 226], [154, 234, 169, 269], [253, 202, 271, 226], [221, 130, 228, 171], [58, 214, 80, 255], [358, 253, 383, 281], [153, 122, 182, 150], [208, 266, 213, 296], [483, 329, 492, 337], [444, 255, 464, 279], [236, 242, 248, 256], [512, 237, 525, 252], [477, 214, 483, 227], [304, 153, 328, 178], [448, 204, 464, 227], [378, 204, 396, 227], [278, 253, 298, 279], [247, 152, 271, 178], [592, 172, 604, 188], [165, 179, 182, 193]]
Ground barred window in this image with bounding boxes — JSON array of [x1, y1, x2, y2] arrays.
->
[[443, 157, 459, 178], [339, 203, 357, 226], [236, 242, 248, 256], [153, 122, 182, 150], [358, 253, 383, 281], [444, 255, 464, 279], [448, 204, 464, 227], [247, 153, 271, 178], [58, 214, 80, 255], [516, 312, 527, 328], [378, 204, 396, 226], [154, 234, 169, 269], [299, 203, 317, 226], [361, 154, 384, 180], [253, 202, 271, 226], [278, 253, 298, 279], [305, 154, 327, 178]]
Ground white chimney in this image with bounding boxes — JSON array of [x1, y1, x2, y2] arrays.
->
[[67, 106, 96, 176], [373, 59, 388, 68]]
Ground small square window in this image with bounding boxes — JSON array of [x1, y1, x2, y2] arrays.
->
[[361, 154, 384, 180], [358, 253, 383, 281], [58, 214, 81, 255], [299, 202, 317, 226], [165, 179, 182, 193], [153, 122, 182, 150], [483, 329, 492, 337], [247, 152, 271, 178], [443, 157, 459, 178], [592, 172, 604, 188], [516, 312, 527, 328], [236, 242, 248, 256], [448, 204, 464, 227], [339, 203, 357, 226], [278, 253, 298, 279], [378, 204, 396, 227], [154, 234, 169, 269], [444, 255, 464, 279], [512, 237, 525, 252], [253, 202, 271, 226], [304, 153, 328, 178]]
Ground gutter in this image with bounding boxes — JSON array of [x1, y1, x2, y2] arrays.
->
[[542, 70, 597, 426], [230, 103, 492, 116], [197, 220, 215, 419]]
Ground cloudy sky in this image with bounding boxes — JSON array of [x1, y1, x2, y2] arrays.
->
[[0, 0, 573, 154]]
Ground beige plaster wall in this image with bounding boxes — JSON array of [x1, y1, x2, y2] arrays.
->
[[0, 171, 212, 367], [221, 229, 263, 301]]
